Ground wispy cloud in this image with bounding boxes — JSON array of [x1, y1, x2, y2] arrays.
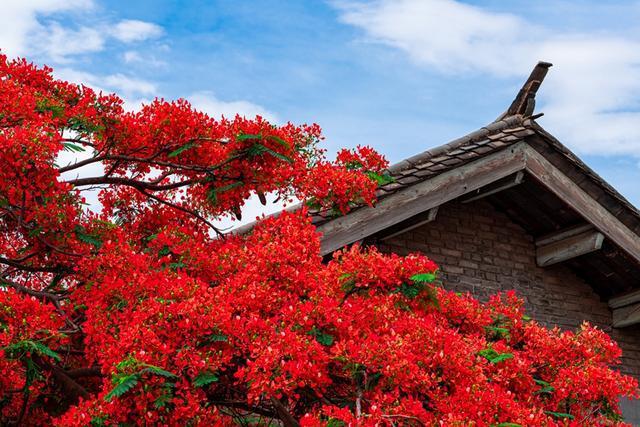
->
[[0, 1, 164, 62], [54, 67, 156, 110], [334, 0, 640, 157], [38, 23, 105, 62], [1, 0, 94, 57], [110, 19, 164, 43], [189, 91, 279, 123]]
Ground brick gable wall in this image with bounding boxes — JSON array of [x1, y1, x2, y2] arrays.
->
[[375, 200, 640, 379]]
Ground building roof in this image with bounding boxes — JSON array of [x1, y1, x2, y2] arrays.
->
[[235, 62, 640, 321]]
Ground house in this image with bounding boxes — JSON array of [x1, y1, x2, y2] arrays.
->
[[239, 62, 640, 421]]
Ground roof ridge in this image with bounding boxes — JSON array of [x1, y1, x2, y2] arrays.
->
[[387, 60, 552, 175], [387, 114, 527, 174]]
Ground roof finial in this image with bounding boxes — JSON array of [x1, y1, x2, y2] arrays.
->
[[495, 61, 552, 121]]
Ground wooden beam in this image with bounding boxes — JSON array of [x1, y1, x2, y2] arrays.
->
[[378, 207, 438, 241], [612, 303, 640, 328], [461, 171, 524, 203], [535, 224, 594, 247], [609, 289, 640, 310], [317, 143, 528, 255], [535, 229, 604, 267], [523, 145, 640, 266]]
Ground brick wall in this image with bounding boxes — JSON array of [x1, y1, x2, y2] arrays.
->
[[375, 200, 640, 379]]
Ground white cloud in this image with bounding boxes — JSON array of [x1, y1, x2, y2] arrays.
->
[[0, 2, 164, 62], [0, 0, 94, 58], [122, 50, 167, 68], [189, 91, 279, 123], [336, 0, 536, 76], [111, 19, 164, 43], [103, 73, 157, 96], [334, 0, 640, 157], [123, 50, 142, 63], [39, 23, 105, 62], [54, 67, 155, 110]]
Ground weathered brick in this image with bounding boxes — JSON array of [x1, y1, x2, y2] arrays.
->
[[375, 199, 640, 379]]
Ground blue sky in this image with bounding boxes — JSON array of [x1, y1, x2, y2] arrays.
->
[[2, 0, 640, 217]]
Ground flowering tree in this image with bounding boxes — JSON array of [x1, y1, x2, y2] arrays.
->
[[0, 54, 637, 426]]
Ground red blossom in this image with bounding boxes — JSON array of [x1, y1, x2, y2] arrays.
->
[[0, 54, 636, 426]]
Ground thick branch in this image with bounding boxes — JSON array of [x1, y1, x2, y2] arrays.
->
[[0, 275, 67, 303], [0, 256, 64, 273], [270, 397, 300, 427], [209, 400, 277, 418], [65, 367, 103, 378], [64, 175, 197, 191], [32, 355, 91, 401]]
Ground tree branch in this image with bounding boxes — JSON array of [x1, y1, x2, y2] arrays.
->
[[270, 397, 300, 427], [138, 189, 224, 237]]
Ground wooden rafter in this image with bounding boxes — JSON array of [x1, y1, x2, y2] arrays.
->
[[535, 226, 604, 267]]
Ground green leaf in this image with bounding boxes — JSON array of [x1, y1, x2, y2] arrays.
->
[[478, 348, 513, 364], [204, 333, 228, 342], [315, 332, 334, 346], [165, 261, 186, 271], [62, 142, 85, 152], [544, 411, 574, 420], [207, 181, 244, 205], [24, 357, 38, 391], [267, 135, 290, 148], [534, 379, 549, 386], [74, 225, 102, 248], [167, 142, 195, 158], [246, 143, 293, 164], [489, 353, 514, 364], [485, 326, 510, 334], [36, 100, 65, 118], [340, 278, 356, 294], [396, 282, 424, 299], [193, 371, 219, 388], [154, 393, 173, 409], [534, 385, 555, 395], [307, 327, 335, 346], [410, 273, 436, 283], [3, 340, 61, 361], [366, 171, 395, 186], [236, 133, 262, 141], [90, 416, 108, 426], [30, 341, 61, 361], [478, 348, 499, 360], [140, 365, 177, 378], [104, 374, 139, 402]]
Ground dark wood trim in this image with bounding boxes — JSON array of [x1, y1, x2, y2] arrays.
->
[[460, 171, 524, 203], [535, 224, 594, 246], [535, 229, 604, 267], [609, 289, 640, 310], [317, 143, 529, 255], [523, 146, 640, 266], [378, 207, 438, 242], [612, 303, 640, 328]]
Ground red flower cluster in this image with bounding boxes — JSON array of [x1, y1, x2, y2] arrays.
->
[[0, 54, 637, 426]]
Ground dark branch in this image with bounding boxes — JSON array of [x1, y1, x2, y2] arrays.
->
[[270, 397, 300, 427]]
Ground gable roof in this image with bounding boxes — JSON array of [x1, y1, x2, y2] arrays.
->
[[235, 62, 640, 308], [312, 62, 639, 233]]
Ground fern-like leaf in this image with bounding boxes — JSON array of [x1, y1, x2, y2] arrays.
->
[[193, 371, 219, 388], [104, 374, 139, 402]]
